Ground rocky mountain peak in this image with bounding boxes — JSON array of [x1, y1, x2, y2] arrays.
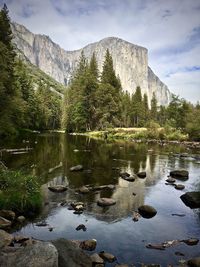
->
[[11, 22, 171, 106]]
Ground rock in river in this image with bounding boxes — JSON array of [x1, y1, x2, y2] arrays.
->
[[99, 251, 116, 262], [0, 230, 13, 248], [138, 205, 157, 219], [97, 198, 116, 207], [90, 253, 104, 264], [70, 165, 83, 171], [166, 178, 176, 183], [188, 257, 200, 267], [0, 216, 12, 228], [79, 239, 97, 251], [17, 216, 26, 223], [0, 240, 58, 267], [175, 184, 185, 190], [137, 171, 146, 178], [170, 170, 189, 180], [48, 185, 68, 193], [52, 238, 92, 267], [0, 210, 15, 221], [78, 186, 90, 194], [180, 191, 200, 209]]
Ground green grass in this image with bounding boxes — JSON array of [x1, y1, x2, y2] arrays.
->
[[0, 169, 42, 214], [84, 127, 188, 142]]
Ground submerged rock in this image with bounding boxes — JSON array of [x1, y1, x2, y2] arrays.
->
[[180, 191, 200, 209], [138, 205, 157, 219], [0, 230, 13, 248], [137, 171, 146, 178], [52, 238, 92, 267], [170, 170, 189, 180], [0, 240, 58, 267], [48, 185, 68, 193], [70, 165, 83, 171], [97, 198, 116, 207], [0, 216, 12, 228]]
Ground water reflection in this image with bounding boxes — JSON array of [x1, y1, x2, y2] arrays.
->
[[1, 133, 200, 265]]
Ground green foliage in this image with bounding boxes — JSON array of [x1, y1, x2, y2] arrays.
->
[[0, 169, 42, 213], [185, 105, 200, 141], [150, 92, 157, 121]]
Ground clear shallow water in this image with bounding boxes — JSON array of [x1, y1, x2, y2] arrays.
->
[[1, 133, 200, 266]]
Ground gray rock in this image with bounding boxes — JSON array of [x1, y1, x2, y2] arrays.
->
[[0, 240, 58, 267], [137, 172, 146, 178], [97, 198, 116, 207], [175, 184, 185, 190], [182, 238, 199, 246], [48, 185, 68, 193], [99, 251, 116, 262], [170, 170, 189, 180], [180, 191, 200, 209], [52, 239, 92, 267], [138, 205, 157, 219], [0, 210, 15, 220], [0, 230, 13, 248], [188, 257, 200, 267], [90, 253, 104, 264], [165, 178, 176, 183], [70, 165, 83, 171], [17, 216, 26, 223], [78, 186, 90, 194], [79, 239, 97, 251], [0, 216, 12, 228]]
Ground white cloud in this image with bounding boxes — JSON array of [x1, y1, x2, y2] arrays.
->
[[2, 0, 200, 103]]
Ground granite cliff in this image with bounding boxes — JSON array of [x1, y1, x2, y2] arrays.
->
[[12, 22, 171, 106]]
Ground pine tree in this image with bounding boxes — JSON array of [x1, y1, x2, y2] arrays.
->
[[89, 52, 98, 81], [150, 92, 157, 121], [101, 49, 121, 89], [143, 93, 149, 124], [131, 86, 144, 126], [0, 4, 20, 136]]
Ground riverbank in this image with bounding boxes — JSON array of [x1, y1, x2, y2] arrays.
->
[[70, 128, 200, 148]]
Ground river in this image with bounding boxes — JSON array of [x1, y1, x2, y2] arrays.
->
[[1, 133, 200, 266]]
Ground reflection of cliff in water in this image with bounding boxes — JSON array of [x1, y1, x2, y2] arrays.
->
[[39, 150, 170, 222]]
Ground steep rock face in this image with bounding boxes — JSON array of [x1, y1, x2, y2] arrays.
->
[[12, 22, 171, 106]]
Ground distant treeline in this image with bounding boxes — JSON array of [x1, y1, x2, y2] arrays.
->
[[0, 5, 200, 140]]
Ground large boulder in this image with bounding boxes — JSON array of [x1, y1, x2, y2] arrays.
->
[[138, 205, 157, 219], [52, 239, 92, 267], [0, 230, 13, 248], [0, 216, 12, 228], [97, 198, 116, 207], [70, 165, 83, 171], [0, 210, 15, 221], [180, 191, 200, 209], [170, 170, 189, 180], [0, 240, 58, 267]]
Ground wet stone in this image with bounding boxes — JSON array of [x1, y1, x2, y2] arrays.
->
[[138, 205, 157, 219], [97, 198, 116, 207], [48, 185, 68, 193], [180, 191, 200, 209], [70, 165, 83, 171], [137, 171, 146, 178]]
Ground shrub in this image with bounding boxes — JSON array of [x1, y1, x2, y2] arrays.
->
[[0, 169, 42, 214]]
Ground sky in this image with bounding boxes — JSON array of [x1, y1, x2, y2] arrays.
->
[[1, 0, 200, 103]]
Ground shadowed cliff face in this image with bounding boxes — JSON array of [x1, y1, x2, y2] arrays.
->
[[11, 22, 172, 106]]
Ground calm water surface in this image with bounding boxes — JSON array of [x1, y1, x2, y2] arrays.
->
[[1, 133, 200, 266]]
